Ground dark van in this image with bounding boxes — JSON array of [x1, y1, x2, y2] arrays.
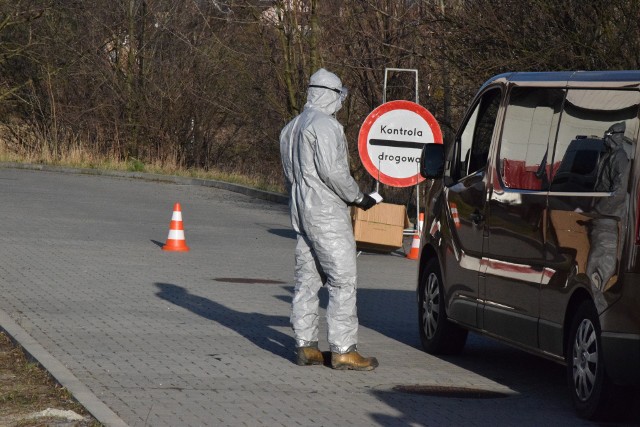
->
[[418, 71, 640, 419]]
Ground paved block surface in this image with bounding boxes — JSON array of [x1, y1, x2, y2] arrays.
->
[[0, 167, 629, 426]]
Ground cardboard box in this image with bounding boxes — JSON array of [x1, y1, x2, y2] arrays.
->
[[351, 202, 410, 253], [548, 210, 589, 274]]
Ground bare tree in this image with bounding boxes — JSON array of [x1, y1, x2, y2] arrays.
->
[[3, 0, 640, 191]]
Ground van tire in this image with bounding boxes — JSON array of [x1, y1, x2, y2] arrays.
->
[[566, 300, 616, 420], [418, 258, 467, 355]]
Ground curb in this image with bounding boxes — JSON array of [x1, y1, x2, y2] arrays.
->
[[0, 162, 289, 205], [0, 308, 129, 427]]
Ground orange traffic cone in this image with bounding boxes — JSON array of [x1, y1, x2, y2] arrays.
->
[[450, 203, 461, 229], [406, 232, 420, 260], [418, 212, 425, 234], [162, 202, 190, 252]]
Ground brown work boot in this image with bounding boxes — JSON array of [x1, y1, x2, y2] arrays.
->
[[331, 350, 379, 371], [295, 345, 324, 366]]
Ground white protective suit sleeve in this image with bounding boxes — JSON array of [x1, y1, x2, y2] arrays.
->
[[309, 116, 361, 204]]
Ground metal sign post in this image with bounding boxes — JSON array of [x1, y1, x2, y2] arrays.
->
[[383, 68, 420, 234], [383, 68, 419, 104], [358, 68, 442, 238]]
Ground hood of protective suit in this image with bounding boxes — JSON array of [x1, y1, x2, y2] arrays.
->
[[604, 122, 627, 149], [304, 68, 343, 115]]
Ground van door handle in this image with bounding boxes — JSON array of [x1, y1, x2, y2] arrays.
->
[[470, 210, 484, 225]]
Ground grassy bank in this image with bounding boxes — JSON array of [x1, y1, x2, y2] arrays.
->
[[0, 142, 285, 195]]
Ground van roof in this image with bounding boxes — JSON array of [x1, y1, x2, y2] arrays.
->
[[481, 70, 640, 91]]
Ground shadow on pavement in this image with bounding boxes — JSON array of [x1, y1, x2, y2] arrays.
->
[[278, 283, 638, 424], [266, 228, 297, 239], [155, 282, 640, 423], [154, 282, 295, 361], [357, 287, 418, 347], [150, 239, 164, 248], [361, 284, 640, 425], [368, 338, 640, 425]]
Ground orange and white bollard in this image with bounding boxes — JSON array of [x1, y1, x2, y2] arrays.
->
[[450, 203, 461, 229], [162, 202, 190, 252], [406, 232, 420, 260]]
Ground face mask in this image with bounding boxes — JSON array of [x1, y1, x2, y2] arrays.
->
[[309, 84, 348, 102], [604, 129, 624, 148]]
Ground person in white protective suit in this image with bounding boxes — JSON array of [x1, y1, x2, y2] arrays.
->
[[279, 68, 378, 370], [586, 122, 631, 293]]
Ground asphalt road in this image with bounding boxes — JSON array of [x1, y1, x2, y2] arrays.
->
[[0, 166, 634, 426]]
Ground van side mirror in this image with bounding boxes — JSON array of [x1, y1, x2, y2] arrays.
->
[[420, 143, 445, 179]]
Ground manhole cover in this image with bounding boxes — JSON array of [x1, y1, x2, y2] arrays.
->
[[213, 278, 286, 284], [393, 385, 509, 399]]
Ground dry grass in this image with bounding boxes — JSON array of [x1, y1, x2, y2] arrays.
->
[[0, 134, 285, 195], [0, 332, 100, 426]]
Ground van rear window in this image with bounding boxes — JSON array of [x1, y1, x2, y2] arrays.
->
[[550, 89, 640, 193], [498, 88, 640, 193]]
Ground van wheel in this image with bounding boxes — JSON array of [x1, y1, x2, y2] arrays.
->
[[418, 258, 467, 355], [566, 300, 613, 420]]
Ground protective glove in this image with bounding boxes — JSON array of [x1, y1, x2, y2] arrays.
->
[[357, 194, 377, 211]]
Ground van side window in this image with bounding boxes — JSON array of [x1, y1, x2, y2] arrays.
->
[[550, 89, 640, 193], [449, 88, 501, 181], [499, 87, 564, 190]]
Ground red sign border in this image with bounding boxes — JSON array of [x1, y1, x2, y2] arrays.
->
[[358, 100, 443, 187]]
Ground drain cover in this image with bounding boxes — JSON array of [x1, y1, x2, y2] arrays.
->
[[393, 385, 509, 399], [213, 278, 286, 284]]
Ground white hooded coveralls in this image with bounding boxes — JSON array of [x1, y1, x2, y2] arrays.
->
[[279, 69, 364, 354]]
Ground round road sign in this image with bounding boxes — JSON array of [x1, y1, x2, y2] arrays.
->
[[358, 100, 442, 187]]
